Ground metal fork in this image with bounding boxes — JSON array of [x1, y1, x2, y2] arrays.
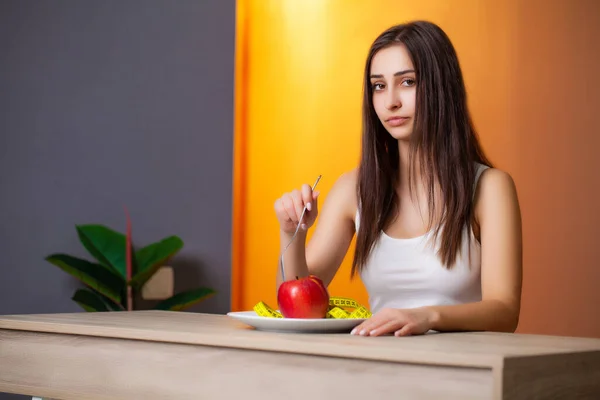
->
[[279, 175, 322, 282]]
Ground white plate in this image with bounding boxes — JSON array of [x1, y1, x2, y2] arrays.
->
[[226, 311, 367, 333]]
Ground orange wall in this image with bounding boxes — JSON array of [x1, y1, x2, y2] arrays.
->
[[232, 0, 600, 338], [508, 0, 600, 338]]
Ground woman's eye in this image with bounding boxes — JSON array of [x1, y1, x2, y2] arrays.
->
[[372, 83, 385, 91], [402, 79, 415, 86]]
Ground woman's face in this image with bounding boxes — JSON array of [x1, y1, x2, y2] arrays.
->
[[369, 44, 417, 141]]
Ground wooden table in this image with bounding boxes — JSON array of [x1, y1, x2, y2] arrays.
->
[[0, 310, 599, 399]]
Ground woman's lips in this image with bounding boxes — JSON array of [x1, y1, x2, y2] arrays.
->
[[386, 116, 409, 127]]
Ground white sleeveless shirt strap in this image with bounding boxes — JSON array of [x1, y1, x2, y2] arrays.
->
[[473, 163, 489, 200]]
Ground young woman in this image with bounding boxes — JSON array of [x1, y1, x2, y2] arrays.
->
[[274, 20, 523, 337]]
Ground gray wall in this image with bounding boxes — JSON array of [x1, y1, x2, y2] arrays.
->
[[0, 0, 235, 396]]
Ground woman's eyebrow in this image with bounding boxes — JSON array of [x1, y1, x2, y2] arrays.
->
[[369, 69, 415, 79]]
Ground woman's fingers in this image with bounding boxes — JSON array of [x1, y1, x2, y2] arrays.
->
[[301, 184, 313, 211], [275, 183, 320, 233], [291, 190, 305, 222], [395, 324, 415, 337], [282, 193, 298, 223]]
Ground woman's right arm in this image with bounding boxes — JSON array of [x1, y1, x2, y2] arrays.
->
[[274, 170, 358, 290]]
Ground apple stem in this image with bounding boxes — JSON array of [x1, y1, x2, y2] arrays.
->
[[295, 276, 299, 280]]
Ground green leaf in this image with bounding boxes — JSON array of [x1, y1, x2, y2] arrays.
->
[[130, 236, 183, 288], [46, 254, 124, 304], [153, 287, 215, 311], [72, 289, 108, 312], [71, 288, 123, 312], [76, 224, 128, 278]]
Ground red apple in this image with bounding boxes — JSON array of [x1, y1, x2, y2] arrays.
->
[[277, 275, 330, 319]]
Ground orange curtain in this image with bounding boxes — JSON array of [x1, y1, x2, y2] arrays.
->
[[232, 0, 600, 338]]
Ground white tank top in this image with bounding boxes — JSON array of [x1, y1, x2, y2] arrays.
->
[[356, 163, 488, 313]]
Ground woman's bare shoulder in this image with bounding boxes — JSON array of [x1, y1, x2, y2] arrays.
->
[[325, 168, 359, 219], [474, 166, 521, 226], [475, 167, 518, 200]]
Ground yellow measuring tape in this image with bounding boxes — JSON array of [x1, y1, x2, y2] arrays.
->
[[254, 297, 372, 319]]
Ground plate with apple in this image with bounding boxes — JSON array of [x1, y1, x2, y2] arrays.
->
[[227, 275, 370, 333]]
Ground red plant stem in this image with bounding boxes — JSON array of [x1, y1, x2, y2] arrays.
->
[[125, 206, 133, 311]]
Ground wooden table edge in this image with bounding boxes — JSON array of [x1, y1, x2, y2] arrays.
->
[[0, 323, 503, 371]]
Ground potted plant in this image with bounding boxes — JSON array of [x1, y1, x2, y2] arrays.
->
[[45, 208, 215, 312]]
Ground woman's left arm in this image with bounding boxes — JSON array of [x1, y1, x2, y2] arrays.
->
[[428, 168, 523, 333], [351, 168, 523, 337]]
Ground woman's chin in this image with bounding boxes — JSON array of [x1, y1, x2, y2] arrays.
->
[[386, 126, 413, 141]]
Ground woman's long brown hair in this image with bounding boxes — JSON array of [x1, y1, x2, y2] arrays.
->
[[352, 20, 492, 277]]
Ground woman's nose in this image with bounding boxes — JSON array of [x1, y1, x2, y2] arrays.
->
[[385, 89, 401, 110]]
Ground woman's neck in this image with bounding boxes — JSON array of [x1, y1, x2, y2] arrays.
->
[[396, 139, 445, 226], [396, 139, 439, 203], [397, 139, 418, 191]]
